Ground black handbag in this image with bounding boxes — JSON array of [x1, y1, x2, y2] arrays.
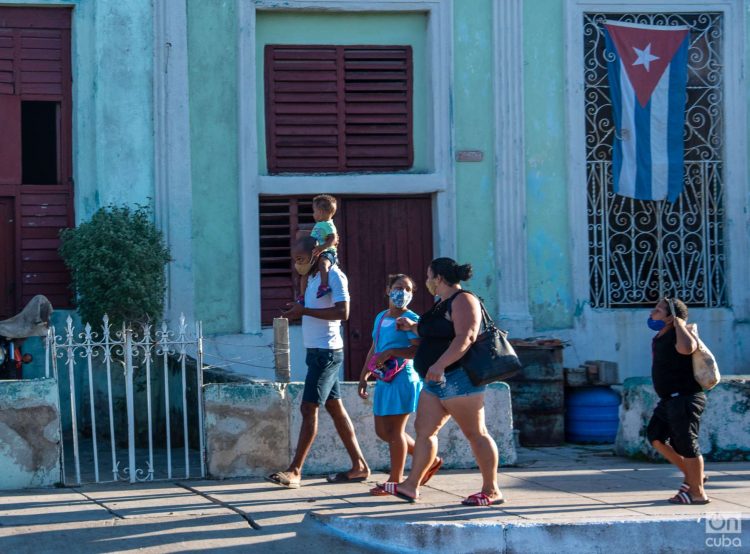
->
[[461, 300, 522, 386]]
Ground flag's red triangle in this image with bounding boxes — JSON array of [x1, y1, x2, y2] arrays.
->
[[605, 21, 689, 107]]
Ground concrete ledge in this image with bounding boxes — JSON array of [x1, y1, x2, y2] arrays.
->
[[0, 378, 61, 489], [311, 513, 750, 554], [204, 381, 516, 478], [616, 376, 750, 461]]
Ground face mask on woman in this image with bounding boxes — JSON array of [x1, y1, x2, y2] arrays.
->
[[389, 289, 413, 309], [294, 256, 316, 275], [425, 277, 438, 296], [647, 317, 666, 331]]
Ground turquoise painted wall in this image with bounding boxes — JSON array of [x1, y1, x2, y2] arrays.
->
[[522, 0, 574, 330], [4, 0, 155, 219], [187, 1, 242, 333], [452, 0, 497, 314], [255, 11, 429, 174]]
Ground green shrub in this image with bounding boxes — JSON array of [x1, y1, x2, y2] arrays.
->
[[59, 204, 172, 329]]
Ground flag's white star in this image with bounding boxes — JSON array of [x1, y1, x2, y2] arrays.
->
[[632, 43, 660, 72]]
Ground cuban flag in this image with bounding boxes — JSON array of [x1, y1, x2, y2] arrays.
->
[[603, 21, 690, 202]]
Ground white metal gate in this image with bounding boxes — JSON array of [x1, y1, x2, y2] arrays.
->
[[48, 315, 205, 485]]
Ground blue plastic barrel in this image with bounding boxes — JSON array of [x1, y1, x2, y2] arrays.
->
[[565, 386, 621, 443]]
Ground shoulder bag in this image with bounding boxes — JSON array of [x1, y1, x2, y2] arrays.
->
[[460, 298, 522, 386], [366, 313, 407, 383]]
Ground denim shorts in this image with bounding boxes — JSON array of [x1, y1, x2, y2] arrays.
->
[[422, 367, 486, 400], [302, 348, 343, 404], [319, 250, 338, 267]]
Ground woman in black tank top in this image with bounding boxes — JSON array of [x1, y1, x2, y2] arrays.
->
[[377, 258, 505, 507]]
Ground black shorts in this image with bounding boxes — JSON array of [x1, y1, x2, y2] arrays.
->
[[646, 392, 706, 458], [302, 348, 343, 405]]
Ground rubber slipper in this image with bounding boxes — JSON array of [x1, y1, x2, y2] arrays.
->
[[326, 472, 369, 483], [461, 492, 505, 506], [668, 491, 710, 505], [378, 482, 418, 503], [370, 483, 395, 496], [265, 471, 301, 489], [420, 457, 443, 486]]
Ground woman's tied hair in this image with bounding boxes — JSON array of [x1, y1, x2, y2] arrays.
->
[[429, 257, 473, 285], [664, 297, 689, 320], [313, 194, 337, 216]]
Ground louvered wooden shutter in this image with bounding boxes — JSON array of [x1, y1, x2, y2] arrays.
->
[[0, 7, 74, 310], [259, 197, 315, 325], [265, 45, 413, 174]]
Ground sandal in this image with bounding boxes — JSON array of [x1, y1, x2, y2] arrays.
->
[[370, 482, 395, 496], [326, 471, 369, 483], [378, 482, 418, 503], [420, 457, 443, 486], [668, 491, 710, 505], [461, 492, 505, 506], [265, 471, 301, 489]]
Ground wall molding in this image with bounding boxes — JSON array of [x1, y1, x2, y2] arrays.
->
[[154, 0, 195, 324], [493, 0, 532, 333], [238, 0, 455, 333]]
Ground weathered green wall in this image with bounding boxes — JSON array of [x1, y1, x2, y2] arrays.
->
[[453, 0, 497, 313], [255, 11, 429, 174], [523, 0, 574, 330], [187, 0, 241, 333]]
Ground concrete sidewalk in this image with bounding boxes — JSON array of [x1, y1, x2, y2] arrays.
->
[[1, 446, 748, 553]]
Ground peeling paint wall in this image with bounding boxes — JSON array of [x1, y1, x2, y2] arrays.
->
[[187, 0, 242, 334], [0, 379, 61, 489], [522, 0, 574, 331], [616, 376, 750, 461], [453, 0, 497, 311], [204, 381, 516, 478]]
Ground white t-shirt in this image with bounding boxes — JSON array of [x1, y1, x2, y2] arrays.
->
[[302, 266, 350, 349]]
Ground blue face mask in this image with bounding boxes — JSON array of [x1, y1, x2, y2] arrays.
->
[[647, 317, 666, 331], [389, 289, 413, 309]]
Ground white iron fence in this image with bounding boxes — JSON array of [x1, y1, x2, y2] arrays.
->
[[48, 315, 205, 485]]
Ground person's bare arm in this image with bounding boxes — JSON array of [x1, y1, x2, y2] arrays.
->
[[425, 294, 481, 382], [313, 233, 338, 256], [358, 342, 376, 399], [282, 300, 349, 321], [673, 317, 698, 355]]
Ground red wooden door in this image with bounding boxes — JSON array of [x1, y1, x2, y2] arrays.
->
[[0, 7, 74, 311], [336, 196, 433, 380], [0, 198, 15, 318]]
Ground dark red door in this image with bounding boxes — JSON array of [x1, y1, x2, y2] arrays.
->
[[0, 198, 15, 318], [0, 7, 74, 311], [336, 196, 433, 380]]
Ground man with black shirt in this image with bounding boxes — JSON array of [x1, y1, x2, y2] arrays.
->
[[646, 297, 709, 504]]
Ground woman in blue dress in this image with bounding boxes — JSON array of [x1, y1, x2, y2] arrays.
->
[[358, 274, 442, 495]]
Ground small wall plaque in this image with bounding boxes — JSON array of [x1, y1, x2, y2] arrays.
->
[[455, 150, 484, 162]]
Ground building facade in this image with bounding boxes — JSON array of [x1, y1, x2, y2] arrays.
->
[[1, 0, 747, 381]]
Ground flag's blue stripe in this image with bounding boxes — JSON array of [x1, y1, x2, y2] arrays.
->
[[666, 36, 689, 203], [604, 30, 623, 194], [634, 96, 652, 200]]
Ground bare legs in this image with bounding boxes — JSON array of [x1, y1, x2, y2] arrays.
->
[[285, 399, 369, 484], [448, 395, 500, 498], [374, 414, 415, 482], [652, 440, 707, 501], [396, 391, 500, 501]]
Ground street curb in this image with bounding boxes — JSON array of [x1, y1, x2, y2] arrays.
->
[[310, 512, 750, 553]]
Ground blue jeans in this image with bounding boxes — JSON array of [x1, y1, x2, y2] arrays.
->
[[302, 348, 343, 404], [422, 367, 486, 400]]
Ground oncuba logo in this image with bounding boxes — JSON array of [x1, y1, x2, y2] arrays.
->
[[705, 514, 743, 549]]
